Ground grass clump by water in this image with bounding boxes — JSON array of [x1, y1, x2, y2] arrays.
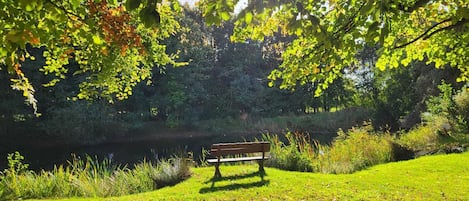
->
[[0, 152, 191, 200], [263, 124, 394, 174], [263, 132, 316, 172], [319, 126, 393, 173]]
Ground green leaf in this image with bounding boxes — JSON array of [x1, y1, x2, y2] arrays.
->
[[245, 12, 253, 24], [126, 0, 142, 11], [70, 0, 80, 10], [220, 12, 230, 21]]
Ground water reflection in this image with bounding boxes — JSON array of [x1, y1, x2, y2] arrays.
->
[[0, 134, 257, 171], [0, 132, 335, 171]]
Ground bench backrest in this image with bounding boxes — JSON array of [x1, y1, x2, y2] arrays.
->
[[210, 141, 270, 157]]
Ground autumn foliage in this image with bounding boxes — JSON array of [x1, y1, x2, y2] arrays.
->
[[88, 0, 144, 56]]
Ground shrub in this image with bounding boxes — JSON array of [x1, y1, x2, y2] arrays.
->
[[399, 125, 441, 152], [453, 87, 469, 134], [0, 153, 191, 200], [423, 82, 469, 136]]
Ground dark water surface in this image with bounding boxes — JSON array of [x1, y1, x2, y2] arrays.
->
[[0, 134, 260, 171], [0, 132, 336, 171]]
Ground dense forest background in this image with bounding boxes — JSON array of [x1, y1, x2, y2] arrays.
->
[[0, 6, 465, 145]]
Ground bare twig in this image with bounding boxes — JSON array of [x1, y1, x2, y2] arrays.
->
[[45, 0, 86, 22]]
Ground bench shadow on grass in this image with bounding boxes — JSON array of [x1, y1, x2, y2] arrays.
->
[[199, 171, 269, 194]]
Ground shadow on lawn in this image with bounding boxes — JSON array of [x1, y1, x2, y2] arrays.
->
[[199, 171, 269, 194]]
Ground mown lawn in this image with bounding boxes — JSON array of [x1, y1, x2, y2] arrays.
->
[[31, 152, 469, 201]]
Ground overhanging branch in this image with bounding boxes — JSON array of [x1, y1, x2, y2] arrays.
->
[[393, 18, 452, 49], [423, 18, 468, 40]]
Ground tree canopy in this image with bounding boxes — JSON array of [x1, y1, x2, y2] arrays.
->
[[0, 0, 183, 114], [200, 0, 469, 95]]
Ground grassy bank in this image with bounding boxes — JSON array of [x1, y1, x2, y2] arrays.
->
[[0, 154, 191, 200], [30, 151, 469, 201]]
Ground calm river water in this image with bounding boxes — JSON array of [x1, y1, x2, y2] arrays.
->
[[0, 134, 260, 171], [0, 132, 335, 171]]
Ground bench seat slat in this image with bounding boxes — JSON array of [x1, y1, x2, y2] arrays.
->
[[210, 147, 269, 156], [207, 156, 269, 163], [212, 141, 269, 147]]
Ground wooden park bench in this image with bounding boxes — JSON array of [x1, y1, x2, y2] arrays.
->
[[207, 141, 270, 177]]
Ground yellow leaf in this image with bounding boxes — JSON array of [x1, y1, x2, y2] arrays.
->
[[92, 35, 104, 45]]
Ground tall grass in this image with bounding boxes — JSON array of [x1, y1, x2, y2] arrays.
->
[[263, 124, 394, 174], [262, 133, 318, 172], [0, 153, 191, 200], [319, 126, 394, 173]]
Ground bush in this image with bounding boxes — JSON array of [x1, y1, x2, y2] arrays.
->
[[399, 125, 441, 152], [398, 121, 469, 156], [453, 87, 469, 133], [423, 82, 469, 136], [0, 153, 191, 200], [404, 83, 469, 154]]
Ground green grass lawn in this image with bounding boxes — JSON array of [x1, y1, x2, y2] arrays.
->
[[30, 152, 469, 201]]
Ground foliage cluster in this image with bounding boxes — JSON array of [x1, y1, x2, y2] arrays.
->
[[0, 0, 183, 114], [424, 83, 469, 134], [263, 124, 394, 174], [201, 0, 469, 97], [0, 152, 191, 200], [398, 83, 469, 153], [0, 7, 356, 145]]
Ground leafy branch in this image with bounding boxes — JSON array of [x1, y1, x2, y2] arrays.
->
[[423, 18, 468, 40], [393, 18, 452, 49]]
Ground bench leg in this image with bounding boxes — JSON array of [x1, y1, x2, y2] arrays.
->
[[214, 163, 221, 178], [258, 159, 265, 173]]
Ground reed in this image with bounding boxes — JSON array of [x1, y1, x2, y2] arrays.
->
[[262, 124, 394, 174], [0, 152, 191, 200]]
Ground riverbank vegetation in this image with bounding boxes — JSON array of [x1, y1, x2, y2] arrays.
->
[[23, 152, 469, 201], [0, 153, 191, 200], [2, 118, 467, 200]]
